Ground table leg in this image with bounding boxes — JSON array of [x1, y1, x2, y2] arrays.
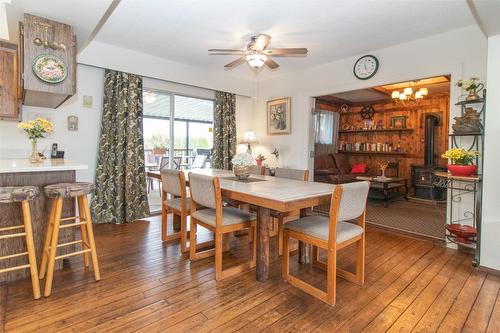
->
[[384, 183, 389, 208], [298, 207, 312, 264], [256, 207, 270, 281], [404, 180, 409, 201]]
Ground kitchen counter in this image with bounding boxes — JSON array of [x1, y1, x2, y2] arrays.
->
[[0, 159, 88, 173], [0, 159, 88, 283]]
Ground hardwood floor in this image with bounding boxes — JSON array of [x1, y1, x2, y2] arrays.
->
[[1, 215, 499, 332]]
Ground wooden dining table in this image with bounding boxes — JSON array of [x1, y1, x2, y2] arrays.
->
[[147, 168, 333, 281]]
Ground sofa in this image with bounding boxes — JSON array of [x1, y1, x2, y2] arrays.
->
[[314, 153, 367, 184]]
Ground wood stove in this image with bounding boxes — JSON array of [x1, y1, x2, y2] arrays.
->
[[411, 114, 447, 201]]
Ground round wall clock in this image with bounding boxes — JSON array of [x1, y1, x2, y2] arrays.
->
[[353, 55, 379, 80], [360, 106, 375, 119]]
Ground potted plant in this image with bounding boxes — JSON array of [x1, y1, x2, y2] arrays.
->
[[456, 77, 484, 101], [231, 153, 254, 180], [18, 118, 54, 163], [147, 134, 168, 155], [441, 148, 479, 177], [255, 154, 266, 166]]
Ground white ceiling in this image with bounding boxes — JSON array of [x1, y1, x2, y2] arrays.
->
[[4, 0, 113, 47], [94, 0, 476, 78], [4, 0, 477, 79]]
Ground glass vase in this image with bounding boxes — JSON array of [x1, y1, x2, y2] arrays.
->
[[29, 140, 41, 163]]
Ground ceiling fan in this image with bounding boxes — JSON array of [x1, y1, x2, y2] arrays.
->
[[208, 34, 308, 70]]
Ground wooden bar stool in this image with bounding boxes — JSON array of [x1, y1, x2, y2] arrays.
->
[[0, 186, 41, 299], [39, 182, 100, 297]]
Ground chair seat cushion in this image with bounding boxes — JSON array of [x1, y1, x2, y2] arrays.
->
[[0, 186, 39, 203], [164, 197, 190, 212], [192, 207, 256, 227], [45, 182, 94, 199], [284, 215, 363, 243]]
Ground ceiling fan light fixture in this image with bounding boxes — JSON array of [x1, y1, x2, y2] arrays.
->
[[246, 54, 267, 68]]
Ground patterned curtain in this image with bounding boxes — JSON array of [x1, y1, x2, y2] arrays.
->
[[91, 69, 150, 224], [212, 91, 236, 170]]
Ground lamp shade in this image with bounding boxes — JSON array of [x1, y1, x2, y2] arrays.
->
[[241, 131, 258, 144], [418, 87, 429, 96], [391, 90, 400, 99], [403, 87, 413, 96], [246, 54, 267, 68]]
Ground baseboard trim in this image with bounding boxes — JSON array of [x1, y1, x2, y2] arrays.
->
[[479, 265, 500, 277]]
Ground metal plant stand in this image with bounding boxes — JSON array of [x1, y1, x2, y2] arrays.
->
[[433, 90, 485, 267]]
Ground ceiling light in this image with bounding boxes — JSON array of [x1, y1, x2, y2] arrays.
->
[[246, 54, 267, 68], [392, 80, 428, 106], [143, 92, 156, 104], [403, 87, 413, 96]]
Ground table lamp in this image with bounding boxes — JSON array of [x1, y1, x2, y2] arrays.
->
[[241, 131, 258, 154]]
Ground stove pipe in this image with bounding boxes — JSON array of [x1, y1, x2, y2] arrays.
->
[[424, 114, 439, 166]]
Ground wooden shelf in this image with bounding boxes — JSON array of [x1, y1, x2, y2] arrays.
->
[[339, 128, 414, 134], [338, 151, 407, 156]]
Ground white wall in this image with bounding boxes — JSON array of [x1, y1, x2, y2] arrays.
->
[[253, 25, 487, 172], [0, 64, 104, 182], [78, 41, 253, 97], [481, 34, 500, 271]]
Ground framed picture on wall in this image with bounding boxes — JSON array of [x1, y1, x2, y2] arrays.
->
[[390, 116, 407, 129], [267, 97, 291, 135]]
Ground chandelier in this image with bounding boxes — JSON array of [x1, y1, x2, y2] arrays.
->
[[392, 81, 428, 105]]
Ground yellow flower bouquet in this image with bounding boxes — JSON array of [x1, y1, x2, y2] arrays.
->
[[441, 148, 479, 165], [442, 148, 479, 177], [17, 118, 54, 162]]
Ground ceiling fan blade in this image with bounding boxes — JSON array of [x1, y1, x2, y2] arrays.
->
[[263, 48, 308, 56], [253, 34, 271, 50], [265, 57, 279, 69], [224, 57, 247, 69], [208, 49, 247, 54]]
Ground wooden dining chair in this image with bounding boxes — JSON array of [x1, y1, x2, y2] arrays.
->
[[160, 169, 190, 253], [273, 167, 309, 255], [282, 181, 369, 305], [188, 173, 257, 281]]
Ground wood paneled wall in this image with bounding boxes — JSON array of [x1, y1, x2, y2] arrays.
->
[[315, 95, 450, 193]]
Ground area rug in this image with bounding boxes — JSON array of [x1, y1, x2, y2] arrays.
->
[[365, 199, 446, 240]]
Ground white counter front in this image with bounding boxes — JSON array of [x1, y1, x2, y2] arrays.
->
[[0, 159, 88, 173]]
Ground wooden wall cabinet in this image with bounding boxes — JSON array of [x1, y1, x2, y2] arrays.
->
[[0, 40, 20, 120], [20, 14, 76, 109]]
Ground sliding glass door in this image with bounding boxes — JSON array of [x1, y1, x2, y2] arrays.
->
[[142, 89, 214, 212]]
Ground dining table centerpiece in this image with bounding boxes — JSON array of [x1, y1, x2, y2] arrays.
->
[[232, 152, 254, 180], [442, 148, 479, 177], [17, 118, 54, 163]]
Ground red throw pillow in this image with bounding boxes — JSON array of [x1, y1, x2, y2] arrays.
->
[[350, 164, 367, 174]]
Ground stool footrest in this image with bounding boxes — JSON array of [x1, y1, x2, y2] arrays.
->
[[60, 216, 87, 222], [56, 240, 84, 248], [0, 232, 26, 240], [0, 225, 25, 232], [60, 221, 87, 229], [0, 252, 28, 261], [0, 264, 30, 274], [55, 249, 91, 260]]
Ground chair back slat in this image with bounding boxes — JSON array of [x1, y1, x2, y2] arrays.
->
[[160, 169, 184, 197], [336, 181, 370, 221], [275, 168, 309, 181], [189, 173, 217, 209]]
